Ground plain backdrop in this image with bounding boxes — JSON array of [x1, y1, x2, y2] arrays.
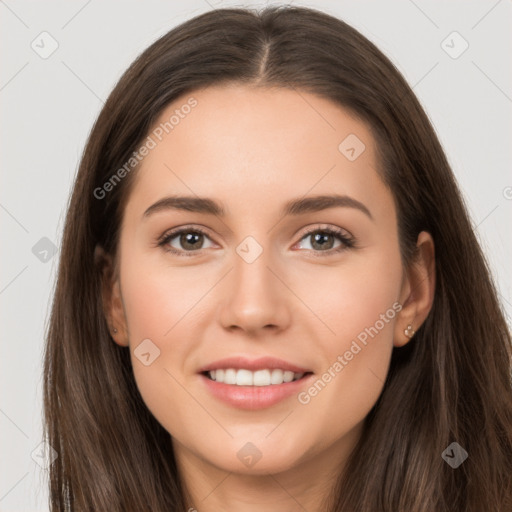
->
[[1, 0, 511, 510]]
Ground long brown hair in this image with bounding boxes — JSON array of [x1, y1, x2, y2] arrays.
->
[[43, 5, 512, 510]]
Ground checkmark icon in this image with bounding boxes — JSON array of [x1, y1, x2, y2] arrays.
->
[[338, 134, 366, 161], [441, 31, 469, 59], [134, 339, 161, 366], [31, 31, 59, 59], [441, 442, 468, 468], [237, 442, 262, 467], [236, 236, 263, 263], [31, 441, 58, 468], [31, 237, 57, 263]]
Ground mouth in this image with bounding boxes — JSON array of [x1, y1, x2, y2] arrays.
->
[[198, 357, 315, 410], [201, 368, 313, 386]]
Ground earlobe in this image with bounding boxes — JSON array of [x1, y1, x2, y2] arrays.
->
[[404, 324, 416, 339], [95, 244, 129, 347], [107, 280, 129, 347], [394, 231, 435, 347]]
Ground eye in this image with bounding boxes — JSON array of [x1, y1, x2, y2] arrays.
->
[[157, 224, 355, 257], [294, 226, 355, 255], [157, 226, 215, 256]]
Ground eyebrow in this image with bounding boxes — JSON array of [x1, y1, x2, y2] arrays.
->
[[142, 194, 373, 220]]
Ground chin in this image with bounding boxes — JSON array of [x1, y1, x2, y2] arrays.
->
[[217, 454, 300, 476], [202, 437, 308, 476]]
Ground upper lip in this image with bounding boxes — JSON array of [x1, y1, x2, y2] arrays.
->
[[198, 356, 312, 374]]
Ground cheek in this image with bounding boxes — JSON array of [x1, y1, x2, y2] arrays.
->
[[118, 254, 217, 434], [291, 245, 403, 347], [120, 246, 211, 343], [290, 248, 402, 431]]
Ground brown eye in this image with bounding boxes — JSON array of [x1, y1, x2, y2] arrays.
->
[[309, 231, 336, 250], [178, 231, 205, 251], [158, 227, 215, 256], [295, 227, 355, 254]]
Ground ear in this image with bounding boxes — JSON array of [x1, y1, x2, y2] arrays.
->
[[394, 231, 436, 347], [94, 244, 129, 347]]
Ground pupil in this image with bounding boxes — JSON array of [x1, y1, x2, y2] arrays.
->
[[312, 232, 333, 250], [182, 232, 202, 249]]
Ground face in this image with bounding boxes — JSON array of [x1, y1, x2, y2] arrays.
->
[[105, 84, 425, 478]]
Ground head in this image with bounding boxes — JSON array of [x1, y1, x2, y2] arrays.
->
[[43, 6, 512, 512]]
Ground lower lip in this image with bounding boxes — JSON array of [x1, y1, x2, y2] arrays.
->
[[199, 373, 314, 410]]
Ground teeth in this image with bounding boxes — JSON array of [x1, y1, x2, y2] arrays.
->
[[236, 369, 253, 386], [207, 369, 305, 386]]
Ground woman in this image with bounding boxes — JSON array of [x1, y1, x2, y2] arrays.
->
[[43, 5, 512, 511]]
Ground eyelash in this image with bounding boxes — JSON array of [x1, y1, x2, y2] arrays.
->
[[156, 225, 355, 257]]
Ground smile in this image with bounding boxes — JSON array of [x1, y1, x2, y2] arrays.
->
[[200, 370, 314, 410], [204, 368, 307, 386]]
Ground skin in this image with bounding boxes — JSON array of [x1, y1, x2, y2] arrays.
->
[[100, 84, 435, 511]]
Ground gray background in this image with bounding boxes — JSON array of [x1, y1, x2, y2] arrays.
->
[[1, 0, 511, 510]]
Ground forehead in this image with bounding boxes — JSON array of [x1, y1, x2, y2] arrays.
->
[[124, 84, 392, 221]]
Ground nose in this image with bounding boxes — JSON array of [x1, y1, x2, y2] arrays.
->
[[218, 245, 292, 335]]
